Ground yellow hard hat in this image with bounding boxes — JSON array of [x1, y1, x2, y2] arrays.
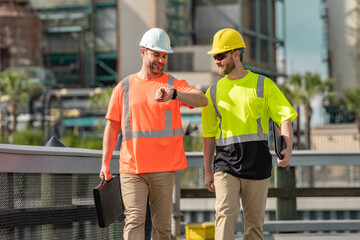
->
[[207, 28, 246, 55]]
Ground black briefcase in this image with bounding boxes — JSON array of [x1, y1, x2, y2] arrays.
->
[[93, 176, 124, 228]]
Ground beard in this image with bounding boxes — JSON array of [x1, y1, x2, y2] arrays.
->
[[149, 62, 164, 74], [218, 60, 235, 76]]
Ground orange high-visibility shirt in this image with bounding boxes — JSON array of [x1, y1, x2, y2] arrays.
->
[[106, 73, 194, 174]]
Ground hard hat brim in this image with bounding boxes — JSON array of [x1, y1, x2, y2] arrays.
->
[[139, 44, 173, 53], [207, 45, 246, 55], [207, 49, 227, 55]]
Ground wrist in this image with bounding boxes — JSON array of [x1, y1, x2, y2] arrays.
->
[[172, 88, 177, 100]]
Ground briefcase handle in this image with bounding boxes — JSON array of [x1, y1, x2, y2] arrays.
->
[[96, 177, 115, 189]]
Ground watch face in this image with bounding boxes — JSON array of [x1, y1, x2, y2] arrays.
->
[[172, 89, 177, 99]]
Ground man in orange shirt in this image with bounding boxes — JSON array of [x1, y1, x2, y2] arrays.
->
[[99, 28, 208, 240]]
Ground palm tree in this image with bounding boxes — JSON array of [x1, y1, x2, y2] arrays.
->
[[302, 72, 325, 149], [341, 87, 360, 130], [281, 74, 305, 150], [282, 72, 333, 149], [281, 72, 327, 188], [322, 77, 339, 108], [0, 70, 42, 133]]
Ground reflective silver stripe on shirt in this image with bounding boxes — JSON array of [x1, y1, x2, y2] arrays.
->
[[122, 76, 132, 140], [256, 75, 265, 135], [257, 75, 265, 98], [215, 133, 268, 146], [210, 74, 266, 146], [210, 82, 223, 140], [167, 75, 175, 89], [122, 75, 183, 141]]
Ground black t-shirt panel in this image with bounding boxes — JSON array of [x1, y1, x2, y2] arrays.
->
[[213, 141, 273, 180]]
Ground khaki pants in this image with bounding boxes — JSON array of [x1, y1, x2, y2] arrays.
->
[[214, 172, 270, 240], [120, 172, 176, 240]]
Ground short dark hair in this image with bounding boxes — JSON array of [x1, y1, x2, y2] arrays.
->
[[231, 48, 245, 62], [239, 48, 244, 62]]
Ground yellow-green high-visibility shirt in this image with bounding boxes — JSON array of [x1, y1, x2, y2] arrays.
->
[[202, 71, 297, 144], [202, 71, 298, 179]]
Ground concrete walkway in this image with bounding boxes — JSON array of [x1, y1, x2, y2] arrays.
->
[[179, 233, 360, 240], [237, 233, 360, 240]]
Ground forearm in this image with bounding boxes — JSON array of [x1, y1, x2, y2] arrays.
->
[[176, 89, 208, 107], [281, 120, 294, 153], [102, 120, 121, 166], [203, 137, 216, 174]]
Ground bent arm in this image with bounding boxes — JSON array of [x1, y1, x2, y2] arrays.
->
[[176, 88, 208, 107], [155, 87, 208, 107], [99, 119, 121, 180]]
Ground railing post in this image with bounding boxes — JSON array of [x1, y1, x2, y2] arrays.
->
[[41, 137, 72, 239], [275, 166, 297, 220]]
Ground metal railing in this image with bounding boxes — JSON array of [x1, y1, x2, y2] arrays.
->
[[1, 143, 360, 238]]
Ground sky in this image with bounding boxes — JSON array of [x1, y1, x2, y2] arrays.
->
[[282, 0, 327, 78], [279, 0, 327, 126]]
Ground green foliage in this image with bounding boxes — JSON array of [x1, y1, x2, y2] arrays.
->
[[302, 72, 324, 104], [322, 77, 340, 107], [60, 131, 79, 148], [281, 72, 330, 149], [0, 70, 43, 131], [0, 131, 10, 144], [12, 127, 44, 146], [183, 135, 203, 152], [341, 87, 360, 118], [281, 73, 304, 106], [88, 86, 113, 111], [281, 72, 328, 107], [78, 138, 103, 150], [0, 70, 42, 105], [61, 130, 103, 150]]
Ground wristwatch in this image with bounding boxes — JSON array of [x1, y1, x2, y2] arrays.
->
[[172, 88, 177, 100]]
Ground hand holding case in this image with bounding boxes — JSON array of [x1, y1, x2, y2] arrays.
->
[[93, 176, 124, 228]]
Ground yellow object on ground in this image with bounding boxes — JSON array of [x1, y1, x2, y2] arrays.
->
[[185, 222, 215, 240]]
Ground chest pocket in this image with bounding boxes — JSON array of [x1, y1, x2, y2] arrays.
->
[[247, 97, 265, 119]]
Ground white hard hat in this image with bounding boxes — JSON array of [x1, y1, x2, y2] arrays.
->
[[139, 28, 173, 53]]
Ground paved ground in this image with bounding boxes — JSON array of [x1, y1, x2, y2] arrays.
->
[[241, 233, 360, 240], [178, 233, 360, 240]]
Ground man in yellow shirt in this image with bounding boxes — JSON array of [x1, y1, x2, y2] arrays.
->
[[202, 28, 298, 240]]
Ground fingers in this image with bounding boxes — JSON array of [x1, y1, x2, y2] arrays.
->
[[277, 156, 290, 168], [105, 174, 112, 181], [277, 149, 291, 167], [205, 180, 215, 192], [207, 183, 215, 193], [99, 171, 105, 180], [99, 170, 112, 181], [155, 88, 164, 101], [155, 87, 172, 102]]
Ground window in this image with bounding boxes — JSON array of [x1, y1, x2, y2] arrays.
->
[[167, 52, 193, 72]]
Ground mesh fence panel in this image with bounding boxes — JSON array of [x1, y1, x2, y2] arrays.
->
[[2, 165, 360, 238], [0, 173, 124, 240], [179, 165, 360, 227]]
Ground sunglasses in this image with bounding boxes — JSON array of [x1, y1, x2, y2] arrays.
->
[[213, 49, 238, 61]]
